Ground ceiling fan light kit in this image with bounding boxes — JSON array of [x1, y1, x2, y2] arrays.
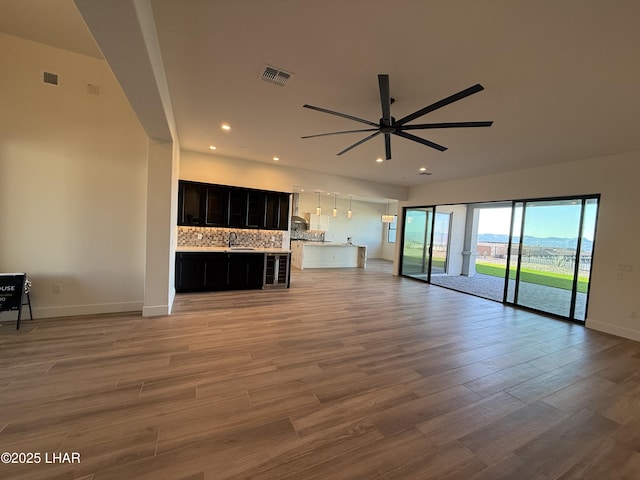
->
[[302, 74, 493, 161]]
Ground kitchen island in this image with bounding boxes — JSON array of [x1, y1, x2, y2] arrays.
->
[[291, 240, 367, 270]]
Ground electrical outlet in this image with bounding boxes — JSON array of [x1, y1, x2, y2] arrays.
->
[[197, 233, 203, 240], [53, 283, 62, 294]]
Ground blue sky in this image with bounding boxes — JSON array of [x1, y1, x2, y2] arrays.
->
[[478, 202, 597, 240]]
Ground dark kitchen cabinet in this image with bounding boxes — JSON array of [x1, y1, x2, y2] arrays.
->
[[175, 252, 267, 292], [175, 253, 206, 292], [246, 190, 266, 228], [228, 253, 265, 290], [227, 189, 246, 228], [178, 180, 290, 231], [265, 193, 290, 230], [204, 185, 228, 227], [203, 254, 228, 290], [178, 182, 203, 225]]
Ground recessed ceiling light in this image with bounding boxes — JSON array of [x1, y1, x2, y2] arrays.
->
[[221, 124, 231, 131], [376, 157, 384, 163], [419, 167, 427, 172], [209, 145, 216, 150], [273, 156, 279, 161]]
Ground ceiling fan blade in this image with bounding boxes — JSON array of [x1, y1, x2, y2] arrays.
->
[[395, 84, 485, 126], [337, 131, 381, 156], [301, 128, 378, 139], [393, 131, 447, 152], [384, 134, 392, 160], [400, 121, 493, 130], [303, 104, 378, 127], [378, 74, 392, 126]]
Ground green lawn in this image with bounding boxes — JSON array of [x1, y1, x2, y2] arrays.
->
[[475, 262, 589, 293], [402, 248, 589, 294]]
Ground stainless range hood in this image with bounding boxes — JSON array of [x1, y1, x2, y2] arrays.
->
[[291, 193, 308, 228]]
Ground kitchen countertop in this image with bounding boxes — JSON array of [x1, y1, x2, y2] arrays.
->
[[291, 240, 365, 248], [176, 246, 291, 253]]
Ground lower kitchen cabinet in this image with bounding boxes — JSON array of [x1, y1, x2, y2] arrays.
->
[[175, 253, 206, 292], [228, 253, 265, 290], [203, 253, 228, 290], [176, 252, 288, 293]]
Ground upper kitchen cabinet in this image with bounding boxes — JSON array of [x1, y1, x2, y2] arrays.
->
[[245, 189, 266, 228], [204, 185, 228, 227], [178, 181, 203, 225], [178, 180, 290, 231], [307, 213, 330, 231], [227, 188, 246, 228], [265, 192, 291, 230]]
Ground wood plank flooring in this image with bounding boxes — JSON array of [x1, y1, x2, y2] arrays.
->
[[1, 259, 640, 479]]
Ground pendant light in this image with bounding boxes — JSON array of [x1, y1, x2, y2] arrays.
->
[[381, 200, 395, 223], [316, 192, 321, 215], [347, 195, 353, 219], [332, 193, 338, 218]]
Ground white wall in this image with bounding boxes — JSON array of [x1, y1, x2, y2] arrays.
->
[[0, 33, 148, 319], [179, 150, 408, 201], [380, 203, 398, 261], [403, 151, 640, 341]]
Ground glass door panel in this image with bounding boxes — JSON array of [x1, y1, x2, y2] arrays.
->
[[515, 199, 582, 317], [401, 207, 434, 281], [431, 211, 452, 275], [573, 198, 598, 321], [505, 202, 523, 303]]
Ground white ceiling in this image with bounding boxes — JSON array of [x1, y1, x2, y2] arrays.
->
[[3, 0, 640, 189]]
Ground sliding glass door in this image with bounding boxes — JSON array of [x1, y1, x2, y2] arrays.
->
[[400, 195, 599, 323], [401, 207, 434, 281], [511, 200, 582, 317], [506, 196, 599, 321]]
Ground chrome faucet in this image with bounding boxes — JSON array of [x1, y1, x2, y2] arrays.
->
[[228, 231, 238, 247]]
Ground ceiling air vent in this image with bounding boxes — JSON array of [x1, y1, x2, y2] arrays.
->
[[43, 71, 59, 85], [259, 65, 293, 87]]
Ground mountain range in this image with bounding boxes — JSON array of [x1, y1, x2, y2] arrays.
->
[[478, 233, 593, 252]]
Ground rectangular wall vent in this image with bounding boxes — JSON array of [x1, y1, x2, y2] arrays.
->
[[87, 83, 100, 95], [259, 65, 293, 87], [43, 71, 59, 85]]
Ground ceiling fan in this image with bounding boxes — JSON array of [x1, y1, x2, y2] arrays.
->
[[301, 74, 493, 160]]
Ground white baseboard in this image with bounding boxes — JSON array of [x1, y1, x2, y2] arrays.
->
[[142, 304, 170, 317], [1, 298, 173, 323], [22, 301, 143, 320], [586, 319, 640, 342]]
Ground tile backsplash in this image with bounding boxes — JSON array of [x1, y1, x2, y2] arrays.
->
[[178, 226, 288, 249], [290, 230, 325, 242]]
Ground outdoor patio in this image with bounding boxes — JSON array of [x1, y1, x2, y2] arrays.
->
[[430, 273, 588, 320]]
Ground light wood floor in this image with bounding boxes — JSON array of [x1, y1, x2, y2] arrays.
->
[[1, 260, 640, 479]]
